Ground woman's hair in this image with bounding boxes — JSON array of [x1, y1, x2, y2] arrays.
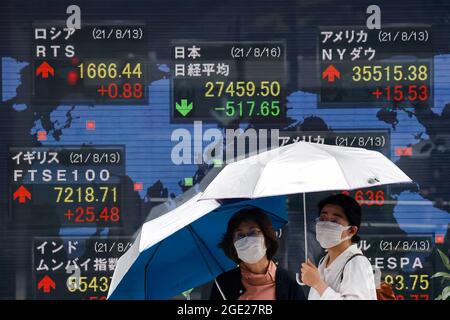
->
[[318, 194, 362, 243], [219, 207, 279, 263]]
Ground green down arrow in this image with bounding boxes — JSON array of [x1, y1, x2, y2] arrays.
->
[[176, 99, 193, 116]]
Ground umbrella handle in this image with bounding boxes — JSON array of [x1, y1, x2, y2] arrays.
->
[[296, 273, 306, 286]]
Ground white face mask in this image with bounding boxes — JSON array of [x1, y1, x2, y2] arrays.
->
[[315, 221, 352, 249], [234, 236, 267, 264]]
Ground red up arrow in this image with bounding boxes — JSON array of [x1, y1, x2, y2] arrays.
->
[[322, 64, 340, 82], [13, 185, 31, 203], [36, 61, 54, 78], [38, 275, 56, 294]]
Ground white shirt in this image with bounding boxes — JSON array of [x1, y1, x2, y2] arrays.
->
[[308, 244, 377, 300]]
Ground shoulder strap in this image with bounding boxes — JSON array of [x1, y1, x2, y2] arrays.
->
[[318, 255, 327, 266], [340, 253, 364, 282]]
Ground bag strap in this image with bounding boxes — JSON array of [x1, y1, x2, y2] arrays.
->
[[318, 255, 327, 266], [340, 253, 364, 282]]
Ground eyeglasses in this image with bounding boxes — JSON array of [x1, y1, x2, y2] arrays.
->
[[233, 229, 263, 242]]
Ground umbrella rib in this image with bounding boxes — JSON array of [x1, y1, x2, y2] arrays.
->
[[311, 143, 377, 190], [250, 165, 265, 199], [252, 142, 310, 195], [305, 143, 352, 190], [144, 239, 164, 300], [188, 225, 227, 274]]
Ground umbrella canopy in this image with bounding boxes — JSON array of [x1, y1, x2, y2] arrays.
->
[[200, 141, 413, 200], [107, 193, 287, 300]]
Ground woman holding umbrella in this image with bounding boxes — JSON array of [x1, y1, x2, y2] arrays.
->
[[210, 207, 306, 300], [300, 194, 377, 300]]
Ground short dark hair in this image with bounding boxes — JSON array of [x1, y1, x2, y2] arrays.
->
[[219, 207, 279, 263], [318, 194, 362, 243]]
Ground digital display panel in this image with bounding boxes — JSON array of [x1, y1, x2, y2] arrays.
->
[[0, 0, 448, 302]]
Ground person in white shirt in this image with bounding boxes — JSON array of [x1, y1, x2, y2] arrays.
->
[[300, 194, 377, 300]]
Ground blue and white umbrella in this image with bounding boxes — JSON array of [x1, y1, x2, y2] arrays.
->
[[107, 192, 287, 299]]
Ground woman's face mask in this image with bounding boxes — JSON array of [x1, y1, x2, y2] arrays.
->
[[315, 220, 352, 249], [234, 236, 267, 264]]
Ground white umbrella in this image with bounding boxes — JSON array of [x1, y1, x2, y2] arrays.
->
[[200, 141, 413, 282], [107, 192, 287, 299]]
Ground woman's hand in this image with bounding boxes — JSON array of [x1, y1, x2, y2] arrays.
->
[[300, 259, 328, 295]]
